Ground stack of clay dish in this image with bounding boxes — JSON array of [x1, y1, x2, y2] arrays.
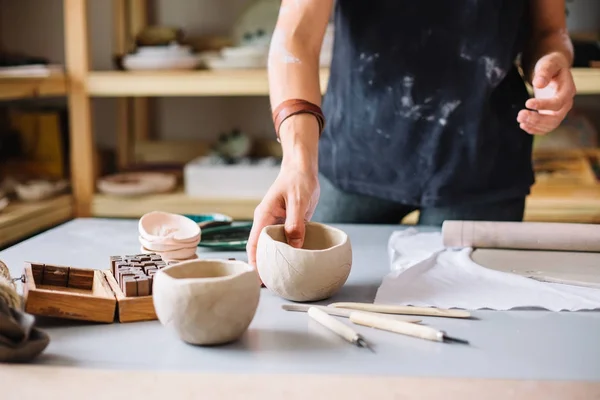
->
[[97, 172, 176, 196], [123, 44, 201, 71], [152, 258, 260, 345], [256, 221, 352, 302], [138, 211, 200, 261]]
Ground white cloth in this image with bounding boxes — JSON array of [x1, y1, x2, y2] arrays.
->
[[374, 228, 600, 311]]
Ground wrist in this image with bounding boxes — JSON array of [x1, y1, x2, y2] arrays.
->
[[279, 114, 320, 175]]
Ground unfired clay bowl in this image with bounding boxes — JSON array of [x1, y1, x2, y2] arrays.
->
[[152, 259, 260, 345], [256, 222, 352, 302]]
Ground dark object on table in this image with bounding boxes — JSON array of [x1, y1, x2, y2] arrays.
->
[[197, 223, 253, 251], [0, 261, 50, 363], [0, 300, 50, 363]]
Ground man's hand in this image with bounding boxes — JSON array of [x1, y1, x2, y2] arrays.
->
[[517, 52, 576, 135], [246, 163, 320, 267]]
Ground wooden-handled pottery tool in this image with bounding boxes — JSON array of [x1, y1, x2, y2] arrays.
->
[[350, 312, 469, 345], [282, 304, 422, 323], [307, 306, 374, 352], [329, 302, 471, 319]]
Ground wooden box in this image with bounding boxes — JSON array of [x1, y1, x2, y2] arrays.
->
[[22, 255, 171, 323], [23, 262, 118, 323]]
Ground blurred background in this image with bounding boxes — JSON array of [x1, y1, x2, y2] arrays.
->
[[0, 0, 599, 249]]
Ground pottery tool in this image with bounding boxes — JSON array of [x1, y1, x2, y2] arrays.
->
[[307, 306, 374, 352], [442, 220, 600, 252], [282, 304, 422, 323], [329, 302, 471, 319], [349, 311, 469, 345]]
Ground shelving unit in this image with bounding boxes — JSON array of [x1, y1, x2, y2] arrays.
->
[[0, 69, 73, 247], [0, 195, 73, 248], [83, 68, 599, 97], [0, 71, 67, 100], [58, 0, 600, 223]]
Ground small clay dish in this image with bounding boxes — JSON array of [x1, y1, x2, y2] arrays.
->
[[139, 245, 197, 261], [139, 211, 201, 243], [152, 258, 260, 345], [256, 222, 352, 302]]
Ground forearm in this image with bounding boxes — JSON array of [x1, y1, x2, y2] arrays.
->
[[268, 0, 332, 173], [523, 30, 573, 82], [521, 0, 573, 83]]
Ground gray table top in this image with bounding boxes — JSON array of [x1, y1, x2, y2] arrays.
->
[[1, 218, 599, 381]]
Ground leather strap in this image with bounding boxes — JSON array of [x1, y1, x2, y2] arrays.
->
[[272, 99, 325, 141]]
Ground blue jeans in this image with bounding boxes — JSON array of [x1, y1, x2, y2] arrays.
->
[[311, 174, 525, 226]]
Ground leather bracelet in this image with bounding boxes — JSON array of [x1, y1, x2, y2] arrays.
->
[[272, 99, 325, 141]]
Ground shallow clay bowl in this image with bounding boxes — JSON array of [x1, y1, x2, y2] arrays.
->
[[139, 211, 201, 243], [139, 245, 198, 261], [256, 222, 352, 302], [152, 258, 260, 345], [138, 235, 199, 252]]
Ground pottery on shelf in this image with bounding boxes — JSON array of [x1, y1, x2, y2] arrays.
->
[[0, 195, 8, 212], [14, 180, 69, 202], [138, 211, 201, 261], [97, 172, 176, 196], [256, 222, 352, 302], [152, 258, 261, 345]]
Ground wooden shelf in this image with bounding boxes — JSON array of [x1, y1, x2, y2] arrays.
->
[[86, 68, 599, 97], [92, 190, 258, 220], [0, 71, 68, 100], [87, 69, 330, 97], [0, 194, 73, 248], [572, 68, 600, 95]]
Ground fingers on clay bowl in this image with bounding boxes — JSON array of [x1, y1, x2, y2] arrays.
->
[[152, 258, 261, 345], [256, 222, 352, 302], [97, 172, 176, 196], [139, 211, 201, 243]]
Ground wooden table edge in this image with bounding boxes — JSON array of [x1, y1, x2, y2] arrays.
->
[[0, 364, 598, 399]]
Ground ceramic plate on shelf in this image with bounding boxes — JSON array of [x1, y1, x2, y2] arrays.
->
[[123, 54, 201, 71]]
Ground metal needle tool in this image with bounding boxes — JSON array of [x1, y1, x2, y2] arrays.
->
[[307, 306, 375, 352], [350, 312, 470, 345]]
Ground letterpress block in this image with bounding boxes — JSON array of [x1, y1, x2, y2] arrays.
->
[[67, 267, 94, 290], [135, 276, 151, 296], [28, 263, 45, 285], [121, 276, 138, 297], [144, 266, 158, 275], [116, 268, 136, 284], [110, 256, 122, 275], [43, 265, 68, 287]]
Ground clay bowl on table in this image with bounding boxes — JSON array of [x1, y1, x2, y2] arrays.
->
[[256, 222, 352, 302], [152, 259, 261, 345]]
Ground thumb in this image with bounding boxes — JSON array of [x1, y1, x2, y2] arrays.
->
[[532, 54, 562, 89], [284, 198, 306, 248]]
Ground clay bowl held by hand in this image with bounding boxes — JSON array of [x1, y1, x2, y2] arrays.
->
[[152, 258, 260, 345], [139, 211, 201, 243], [256, 222, 352, 302]]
